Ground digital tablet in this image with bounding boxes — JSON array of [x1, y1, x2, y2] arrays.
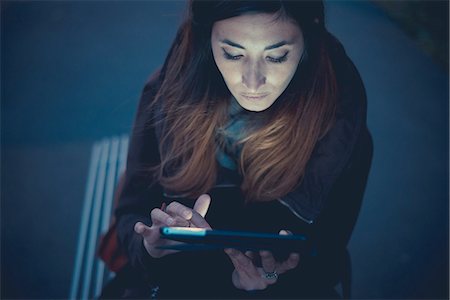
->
[[158, 227, 310, 254]]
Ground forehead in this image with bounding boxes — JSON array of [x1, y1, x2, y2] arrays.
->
[[211, 13, 302, 45]]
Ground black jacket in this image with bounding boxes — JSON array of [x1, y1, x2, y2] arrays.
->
[[111, 33, 373, 299]]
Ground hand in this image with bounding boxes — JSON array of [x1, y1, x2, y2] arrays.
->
[[225, 230, 300, 291], [134, 194, 211, 258]]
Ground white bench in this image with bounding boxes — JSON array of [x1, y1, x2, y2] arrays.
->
[[70, 136, 128, 300]]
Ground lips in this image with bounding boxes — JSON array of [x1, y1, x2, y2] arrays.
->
[[240, 93, 270, 100]]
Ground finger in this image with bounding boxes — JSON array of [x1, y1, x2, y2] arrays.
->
[[279, 229, 293, 235], [134, 222, 158, 241], [260, 250, 276, 273], [189, 210, 211, 229], [166, 201, 193, 220], [275, 230, 299, 273], [225, 248, 255, 273], [287, 252, 300, 268], [227, 249, 263, 278], [193, 194, 211, 218], [226, 249, 269, 289], [171, 216, 191, 227], [244, 251, 255, 261], [150, 208, 176, 226], [277, 252, 300, 273], [151, 209, 191, 227], [134, 222, 149, 235]]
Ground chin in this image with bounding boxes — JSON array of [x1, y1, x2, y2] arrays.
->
[[235, 97, 276, 112]]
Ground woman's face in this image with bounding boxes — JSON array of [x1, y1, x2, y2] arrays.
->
[[211, 13, 304, 112]]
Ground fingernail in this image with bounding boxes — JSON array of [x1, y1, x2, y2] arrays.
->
[[183, 210, 191, 218]]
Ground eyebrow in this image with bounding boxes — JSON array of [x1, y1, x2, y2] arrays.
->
[[221, 39, 290, 50]]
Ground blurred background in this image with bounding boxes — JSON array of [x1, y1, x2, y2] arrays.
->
[[1, 0, 448, 299]]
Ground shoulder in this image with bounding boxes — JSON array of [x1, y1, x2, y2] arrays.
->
[[133, 68, 165, 128], [140, 68, 164, 106], [325, 32, 366, 109]]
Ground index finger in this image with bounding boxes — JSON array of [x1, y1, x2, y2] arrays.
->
[[193, 194, 211, 218], [165, 201, 193, 220]]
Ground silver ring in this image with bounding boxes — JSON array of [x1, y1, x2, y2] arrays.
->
[[262, 270, 278, 280]]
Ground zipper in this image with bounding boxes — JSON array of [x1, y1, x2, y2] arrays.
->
[[278, 198, 314, 224]]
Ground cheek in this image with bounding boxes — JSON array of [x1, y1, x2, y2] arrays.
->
[[269, 49, 302, 89], [216, 61, 241, 85], [268, 65, 298, 90]]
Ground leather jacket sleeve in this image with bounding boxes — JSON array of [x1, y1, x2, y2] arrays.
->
[[114, 72, 165, 275], [279, 33, 369, 224]]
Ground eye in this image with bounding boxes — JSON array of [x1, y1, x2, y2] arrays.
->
[[266, 52, 289, 64], [222, 49, 243, 61]]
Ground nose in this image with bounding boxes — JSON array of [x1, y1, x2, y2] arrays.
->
[[242, 62, 266, 92]]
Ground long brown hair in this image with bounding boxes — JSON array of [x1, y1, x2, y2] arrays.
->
[[148, 0, 337, 202]]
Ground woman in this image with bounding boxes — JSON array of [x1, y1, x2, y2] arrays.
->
[[102, 0, 372, 298]]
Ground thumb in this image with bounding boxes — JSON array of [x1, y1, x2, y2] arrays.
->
[[134, 222, 153, 237], [193, 194, 211, 218], [279, 229, 293, 236]]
